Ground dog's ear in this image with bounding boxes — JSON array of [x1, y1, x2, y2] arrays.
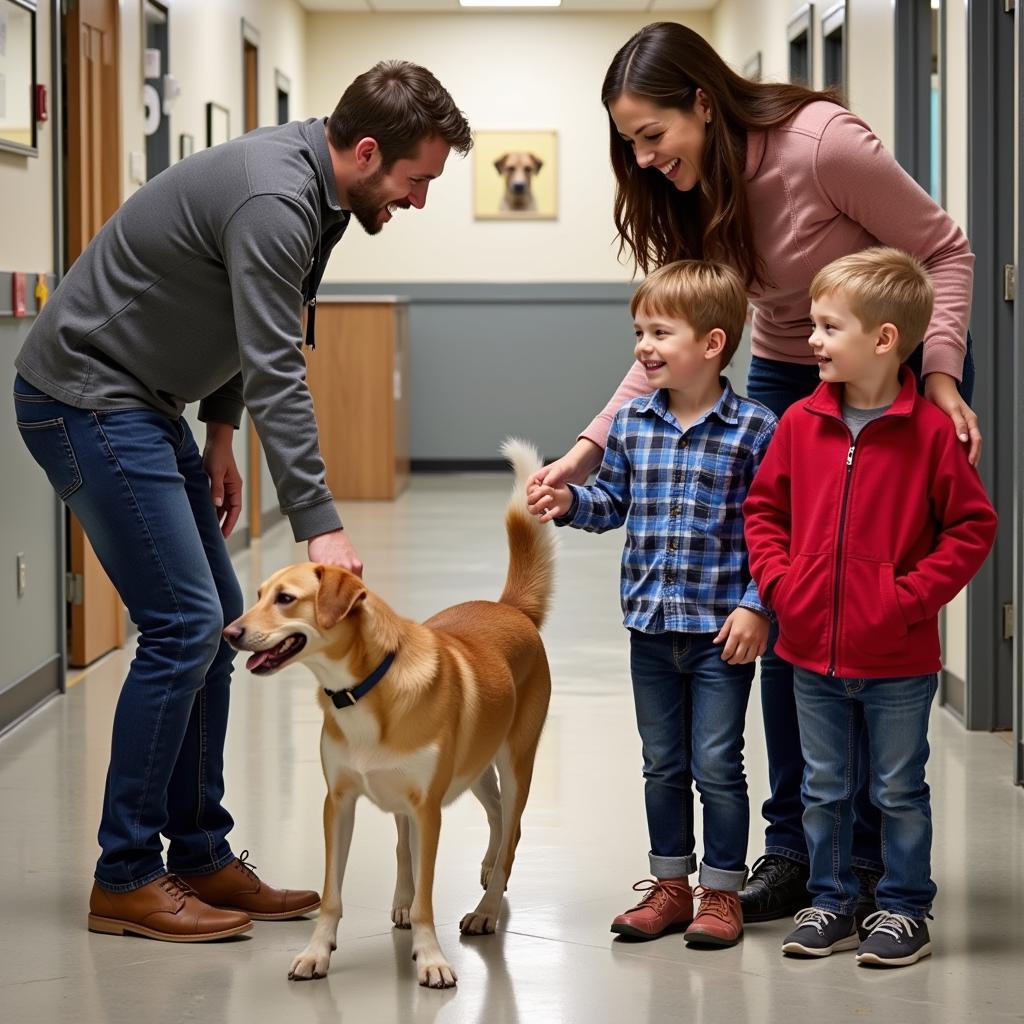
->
[[494, 153, 509, 173], [529, 153, 543, 173], [313, 565, 367, 631]]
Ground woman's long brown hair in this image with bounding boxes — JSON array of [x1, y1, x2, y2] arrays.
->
[[603, 22, 842, 289]]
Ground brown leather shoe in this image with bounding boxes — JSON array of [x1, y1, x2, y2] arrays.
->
[[610, 877, 693, 940], [88, 875, 253, 942], [183, 851, 320, 921], [684, 886, 743, 947]]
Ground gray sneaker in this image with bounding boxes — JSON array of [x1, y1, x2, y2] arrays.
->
[[782, 907, 860, 958], [856, 911, 932, 967]]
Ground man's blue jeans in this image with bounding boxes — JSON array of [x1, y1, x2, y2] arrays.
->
[[14, 375, 242, 891], [792, 668, 938, 918], [629, 629, 753, 890]]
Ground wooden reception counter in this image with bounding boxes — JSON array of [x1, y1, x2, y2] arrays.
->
[[304, 295, 410, 500]]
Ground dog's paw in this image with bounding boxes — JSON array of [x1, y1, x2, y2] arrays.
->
[[287, 945, 333, 981], [459, 910, 498, 935], [416, 958, 457, 989], [391, 904, 412, 929]]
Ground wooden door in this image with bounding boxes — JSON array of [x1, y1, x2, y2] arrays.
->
[[65, 0, 125, 666]]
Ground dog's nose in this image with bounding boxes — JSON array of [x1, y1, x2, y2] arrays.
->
[[512, 182, 526, 193], [223, 623, 245, 642]]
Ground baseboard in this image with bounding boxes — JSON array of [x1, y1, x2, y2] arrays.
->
[[411, 459, 515, 473], [940, 669, 966, 721], [0, 655, 61, 737], [226, 526, 251, 556]]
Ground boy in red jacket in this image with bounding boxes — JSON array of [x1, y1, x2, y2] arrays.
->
[[743, 247, 996, 967]]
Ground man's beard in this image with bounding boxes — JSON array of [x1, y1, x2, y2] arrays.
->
[[348, 167, 410, 236]]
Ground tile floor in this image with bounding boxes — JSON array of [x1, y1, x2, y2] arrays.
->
[[1, 475, 1022, 1023]]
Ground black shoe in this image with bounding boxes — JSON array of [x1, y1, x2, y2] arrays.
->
[[782, 907, 860, 958], [856, 911, 932, 967], [739, 854, 809, 923], [852, 866, 881, 940]]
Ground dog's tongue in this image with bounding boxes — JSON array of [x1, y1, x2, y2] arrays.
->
[[246, 650, 274, 671]]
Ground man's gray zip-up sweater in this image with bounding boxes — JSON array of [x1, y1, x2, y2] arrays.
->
[[16, 117, 350, 541]]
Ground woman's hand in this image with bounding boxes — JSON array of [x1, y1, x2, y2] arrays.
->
[[203, 423, 243, 538], [924, 372, 982, 466], [526, 439, 603, 519]]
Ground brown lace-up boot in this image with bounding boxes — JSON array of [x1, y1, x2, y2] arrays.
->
[[88, 874, 252, 942], [184, 850, 320, 921], [610, 877, 694, 940], [684, 886, 743, 947]]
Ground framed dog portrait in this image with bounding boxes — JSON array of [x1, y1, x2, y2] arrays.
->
[[473, 130, 557, 221]]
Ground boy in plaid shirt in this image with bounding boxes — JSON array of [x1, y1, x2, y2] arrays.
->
[[528, 261, 776, 947]]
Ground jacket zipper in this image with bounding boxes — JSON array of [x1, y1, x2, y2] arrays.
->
[[827, 442, 856, 676]]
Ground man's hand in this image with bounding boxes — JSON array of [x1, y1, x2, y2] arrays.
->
[[924, 371, 982, 466], [713, 608, 770, 665], [308, 529, 364, 577], [527, 482, 573, 523], [203, 422, 243, 539]]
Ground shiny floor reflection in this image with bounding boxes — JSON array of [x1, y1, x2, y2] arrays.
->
[[1, 475, 1022, 1023]]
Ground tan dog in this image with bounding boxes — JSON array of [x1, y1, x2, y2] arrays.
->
[[224, 441, 554, 989], [495, 151, 543, 212]]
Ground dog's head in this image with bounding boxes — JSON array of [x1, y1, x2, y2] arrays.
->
[[494, 151, 543, 195], [223, 563, 367, 675]]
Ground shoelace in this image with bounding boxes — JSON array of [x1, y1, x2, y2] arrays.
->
[[235, 849, 261, 884], [861, 910, 919, 940], [792, 907, 840, 935], [159, 874, 199, 903], [745, 854, 799, 893], [692, 886, 736, 922], [628, 877, 690, 913]]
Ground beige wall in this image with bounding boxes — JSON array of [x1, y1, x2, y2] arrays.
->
[[304, 11, 710, 284], [711, 0, 800, 86], [0, 6, 53, 273], [119, 0, 308, 200]]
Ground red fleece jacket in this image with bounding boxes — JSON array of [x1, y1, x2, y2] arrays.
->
[[743, 368, 997, 678]]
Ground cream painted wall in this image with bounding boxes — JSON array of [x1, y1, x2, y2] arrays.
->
[[119, 0, 308, 200], [304, 11, 711, 284], [846, 0, 894, 150], [712, 0, 803, 87], [0, 5, 53, 273]]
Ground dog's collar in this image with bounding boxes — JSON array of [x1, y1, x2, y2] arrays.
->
[[323, 651, 396, 710]]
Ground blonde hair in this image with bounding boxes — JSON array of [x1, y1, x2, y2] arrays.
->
[[630, 260, 748, 369], [809, 247, 934, 360]]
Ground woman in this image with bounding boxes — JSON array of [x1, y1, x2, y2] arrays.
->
[[530, 22, 978, 928]]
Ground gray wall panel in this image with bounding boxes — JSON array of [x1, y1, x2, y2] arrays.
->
[[2, 320, 63, 698], [320, 283, 753, 463]]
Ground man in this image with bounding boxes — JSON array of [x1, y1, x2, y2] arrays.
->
[[13, 61, 471, 942]]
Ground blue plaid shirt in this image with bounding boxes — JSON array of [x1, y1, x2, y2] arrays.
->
[[562, 380, 777, 634]]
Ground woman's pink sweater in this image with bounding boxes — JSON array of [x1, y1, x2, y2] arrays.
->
[[582, 100, 974, 448]]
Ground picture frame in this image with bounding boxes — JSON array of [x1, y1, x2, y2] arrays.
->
[[205, 101, 230, 149], [0, 0, 39, 157], [473, 130, 557, 221], [743, 51, 763, 82], [178, 132, 194, 160]]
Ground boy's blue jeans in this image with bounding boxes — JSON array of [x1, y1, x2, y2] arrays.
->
[[793, 667, 938, 918], [14, 375, 242, 891], [629, 629, 753, 890]]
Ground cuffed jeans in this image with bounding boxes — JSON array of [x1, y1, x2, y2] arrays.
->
[[792, 668, 938, 918], [629, 629, 753, 890], [14, 375, 242, 891]]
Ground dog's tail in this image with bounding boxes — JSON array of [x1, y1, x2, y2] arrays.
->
[[498, 438, 556, 630]]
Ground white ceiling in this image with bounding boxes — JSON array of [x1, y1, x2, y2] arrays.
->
[[297, 0, 717, 12]]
